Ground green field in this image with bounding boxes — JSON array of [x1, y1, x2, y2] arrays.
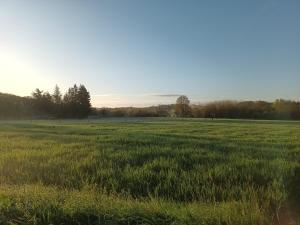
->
[[0, 118, 299, 225]]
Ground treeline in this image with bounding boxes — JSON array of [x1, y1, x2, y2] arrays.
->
[[192, 100, 300, 120], [91, 105, 172, 118], [92, 98, 300, 120], [0, 93, 34, 119], [0, 84, 91, 119], [1, 91, 300, 120]]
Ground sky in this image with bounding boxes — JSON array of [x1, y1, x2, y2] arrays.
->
[[0, 0, 300, 107]]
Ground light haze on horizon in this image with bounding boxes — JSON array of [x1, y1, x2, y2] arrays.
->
[[0, 0, 300, 107]]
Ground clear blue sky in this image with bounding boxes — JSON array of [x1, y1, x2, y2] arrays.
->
[[0, 0, 299, 107]]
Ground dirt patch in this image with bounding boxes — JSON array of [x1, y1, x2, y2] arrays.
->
[[273, 206, 299, 225]]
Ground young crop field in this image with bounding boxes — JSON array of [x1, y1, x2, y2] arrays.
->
[[0, 118, 299, 225]]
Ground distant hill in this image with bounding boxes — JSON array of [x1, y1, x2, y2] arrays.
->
[[92, 104, 175, 117], [0, 92, 34, 119]]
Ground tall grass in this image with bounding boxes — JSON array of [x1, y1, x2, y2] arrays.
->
[[0, 118, 299, 224]]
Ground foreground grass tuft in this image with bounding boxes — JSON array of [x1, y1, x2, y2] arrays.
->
[[0, 185, 264, 225]]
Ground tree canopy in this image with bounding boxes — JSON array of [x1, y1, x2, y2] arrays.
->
[[175, 95, 192, 117], [0, 84, 91, 119]]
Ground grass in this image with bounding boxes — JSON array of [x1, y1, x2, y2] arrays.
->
[[0, 118, 299, 225]]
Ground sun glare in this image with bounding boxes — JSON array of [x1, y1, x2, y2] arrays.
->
[[0, 47, 53, 96]]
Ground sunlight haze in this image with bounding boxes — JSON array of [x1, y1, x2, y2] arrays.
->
[[1, 0, 300, 107]]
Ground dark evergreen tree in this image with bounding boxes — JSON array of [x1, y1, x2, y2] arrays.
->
[[52, 85, 62, 117], [31, 89, 53, 116], [52, 85, 62, 105], [63, 85, 78, 118], [62, 84, 91, 118], [77, 84, 91, 118]]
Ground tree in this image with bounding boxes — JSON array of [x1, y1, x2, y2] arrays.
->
[[62, 84, 91, 118], [52, 85, 62, 117], [32, 88, 43, 100], [31, 89, 53, 116], [273, 99, 293, 119], [1, 84, 93, 119], [63, 85, 78, 118], [52, 85, 62, 105], [77, 84, 91, 118], [175, 95, 191, 117], [0, 93, 34, 119]]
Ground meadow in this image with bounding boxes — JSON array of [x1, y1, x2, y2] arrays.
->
[[0, 118, 299, 225]]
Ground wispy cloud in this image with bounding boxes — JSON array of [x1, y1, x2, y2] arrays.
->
[[134, 93, 181, 97], [152, 94, 181, 98], [92, 94, 111, 97], [92, 93, 181, 98]]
